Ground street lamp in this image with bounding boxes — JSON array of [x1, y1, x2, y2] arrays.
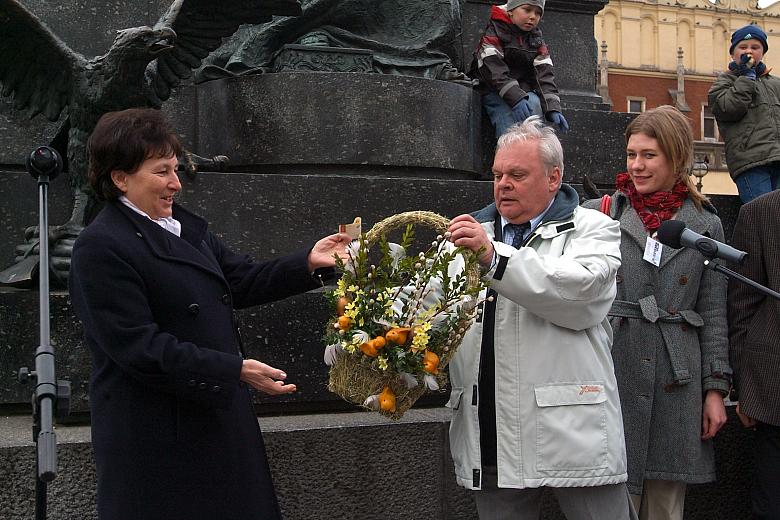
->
[[691, 156, 709, 192]]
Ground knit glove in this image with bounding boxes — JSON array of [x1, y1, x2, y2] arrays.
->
[[546, 111, 569, 134], [729, 54, 757, 80], [511, 97, 533, 122]]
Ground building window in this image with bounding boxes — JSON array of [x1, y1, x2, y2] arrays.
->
[[627, 97, 645, 113], [702, 104, 719, 142]]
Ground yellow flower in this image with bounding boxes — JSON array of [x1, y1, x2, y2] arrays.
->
[[411, 328, 430, 353], [334, 278, 347, 297], [344, 301, 361, 320], [342, 341, 356, 354], [378, 356, 389, 371], [347, 285, 359, 293]]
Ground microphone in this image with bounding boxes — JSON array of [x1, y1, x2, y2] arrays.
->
[[26, 146, 62, 181], [657, 220, 747, 265]]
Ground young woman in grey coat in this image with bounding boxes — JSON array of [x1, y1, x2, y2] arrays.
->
[[585, 106, 731, 520]]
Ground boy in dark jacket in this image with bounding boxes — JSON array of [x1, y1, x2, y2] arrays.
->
[[470, 0, 568, 138], [709, 24, 780, 203]]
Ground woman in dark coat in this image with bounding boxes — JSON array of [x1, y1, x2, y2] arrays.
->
[[68, 108, 349, 520], [585, 106, 731, 520]]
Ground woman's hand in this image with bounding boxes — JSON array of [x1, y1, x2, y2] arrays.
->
[[701, 389, 728, 440], [308, 232, 351, 272], [240, 359, 297, 395], [448, 214, 494, 267]]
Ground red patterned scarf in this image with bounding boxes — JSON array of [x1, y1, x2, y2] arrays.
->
[[615, 172, 689, 233]]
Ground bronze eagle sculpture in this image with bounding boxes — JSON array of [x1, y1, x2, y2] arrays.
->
[[0, 0, 301, 285]]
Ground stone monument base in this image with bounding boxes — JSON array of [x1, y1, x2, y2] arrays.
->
[[0, 407, 755, 519]]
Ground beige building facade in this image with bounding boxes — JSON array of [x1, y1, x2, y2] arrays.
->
[[595, 0, 780, 195]]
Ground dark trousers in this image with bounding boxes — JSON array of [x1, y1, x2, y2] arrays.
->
[[753, 423, 780, 520]]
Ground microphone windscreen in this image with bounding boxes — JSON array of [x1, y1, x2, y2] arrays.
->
[[657, 220, 686, 248]]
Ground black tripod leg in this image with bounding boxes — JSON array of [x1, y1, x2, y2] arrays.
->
[[35, 464, 47, 520]]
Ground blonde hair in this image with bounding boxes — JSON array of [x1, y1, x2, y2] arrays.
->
[[625, 105, 707, 209]]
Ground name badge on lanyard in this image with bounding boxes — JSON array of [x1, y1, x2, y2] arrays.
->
[[643, 236, 663, 267]]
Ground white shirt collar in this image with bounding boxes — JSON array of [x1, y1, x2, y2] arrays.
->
[[119, 196, 182, 237]]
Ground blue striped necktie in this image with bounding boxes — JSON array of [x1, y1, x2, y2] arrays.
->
[[505, 222, 531, 249]]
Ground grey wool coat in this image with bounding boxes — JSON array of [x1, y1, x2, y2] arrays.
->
[[584, 193, 731, 494]]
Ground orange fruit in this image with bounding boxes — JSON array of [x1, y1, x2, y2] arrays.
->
[[423, 350, 440, 374], [337, 315, 351, 330], [379, 386, 396, 412], [385, 327, 411, 345], [360, 342, 379, 357], [370, 336, 386, 349]]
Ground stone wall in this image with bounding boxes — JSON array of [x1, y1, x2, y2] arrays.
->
[[0, 407, 755, 520]]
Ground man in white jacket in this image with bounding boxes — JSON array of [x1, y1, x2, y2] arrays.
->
[[447, 117, 635, 519]]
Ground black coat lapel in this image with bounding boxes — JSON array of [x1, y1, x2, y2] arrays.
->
[[109, 202, 226, 281]]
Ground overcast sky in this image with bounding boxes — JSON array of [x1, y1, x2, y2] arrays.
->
[[759, 0, 779, 7]]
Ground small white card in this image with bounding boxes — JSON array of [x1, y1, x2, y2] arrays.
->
[[643, 236, 663, 266], [338, 217, 362, 240]]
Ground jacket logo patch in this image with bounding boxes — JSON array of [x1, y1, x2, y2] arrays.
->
[[579, 385, 602, 396]]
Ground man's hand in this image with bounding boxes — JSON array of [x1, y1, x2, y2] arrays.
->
[[448, 214, 494, 267], [701, 389, 728, 440], [308, 232, 351, 272], [511, 97, 533, 122], [240, 359, 297, 395], [736, 403, 758, 428], [546, 111, 569, 134]]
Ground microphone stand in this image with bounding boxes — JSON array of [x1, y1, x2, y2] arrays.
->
[[704, 259, 780, 301], [17, 146, 71, 520]]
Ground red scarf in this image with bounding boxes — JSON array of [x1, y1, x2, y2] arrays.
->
[[615, 172, 689, 233]]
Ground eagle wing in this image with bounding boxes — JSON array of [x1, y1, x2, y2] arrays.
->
[[145, 0, 302, 105], [0, 0, 83, 121]]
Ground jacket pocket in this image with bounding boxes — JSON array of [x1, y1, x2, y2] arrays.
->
[[534, 383, 609, 472], [446, 387, 464, 410], [737, 120, 755, 151], [446, 387, 472, 479]]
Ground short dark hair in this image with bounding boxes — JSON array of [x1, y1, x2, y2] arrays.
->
[[87, 108, 182, 201]]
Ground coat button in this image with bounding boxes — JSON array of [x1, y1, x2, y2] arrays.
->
[[679, 276, 688, 285], [615, 274, 623, 284], [211, 385, 222, 393], [187, 379, 197, 387], [221, 294, 231, 305], [198, 382, 207, 390], [188, 303, 200, 315]]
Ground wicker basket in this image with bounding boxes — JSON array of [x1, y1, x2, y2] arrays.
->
[[327, 211, 483, 420]]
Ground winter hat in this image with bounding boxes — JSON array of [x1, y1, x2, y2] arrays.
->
[[506, 0, 544, 15], [730, 24, 768, 55]]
